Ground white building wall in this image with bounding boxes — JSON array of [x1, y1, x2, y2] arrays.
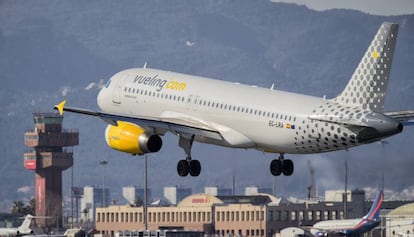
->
[[164, 186, 191, 205], [80, 186, 110, 222]]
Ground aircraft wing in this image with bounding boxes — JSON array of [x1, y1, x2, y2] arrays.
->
[[385, 110, 414, 126], [54, 101, 254, 147]]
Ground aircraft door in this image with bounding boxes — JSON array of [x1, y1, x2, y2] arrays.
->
[[308, 120, 322, 140], [112, 75, 127, 104], [186, 94, 199, 111]]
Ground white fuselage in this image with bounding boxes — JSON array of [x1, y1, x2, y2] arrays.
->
[[313, 218, 362, 231], [96, 68, 398, 154]]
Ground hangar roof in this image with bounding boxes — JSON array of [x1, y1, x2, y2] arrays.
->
[[177, 193, 281, 207], [387, 203, 414, 216]]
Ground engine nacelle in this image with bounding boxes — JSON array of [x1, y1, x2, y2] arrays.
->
[[105, 121, 162, 155]]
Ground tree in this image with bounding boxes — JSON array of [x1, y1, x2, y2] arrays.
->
[[11, 199, 34, 215]]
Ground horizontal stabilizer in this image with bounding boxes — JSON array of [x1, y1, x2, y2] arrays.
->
[[385, 110, 414, 126]]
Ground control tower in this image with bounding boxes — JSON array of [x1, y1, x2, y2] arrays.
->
[[24, 113, 79, 227]]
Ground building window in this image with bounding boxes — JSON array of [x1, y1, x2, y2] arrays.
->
[[316, 211, 321, 221], [268, 210, 273, 221], [291, 211, 297, 221], [324, 211, 329, 220], [332, 211, 337, 220], [282, 211, 288, 221], [275, 211, 281, 221], [308, 211, 313, 221]]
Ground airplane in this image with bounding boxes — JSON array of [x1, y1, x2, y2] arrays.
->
[[0, 215, 34, 237], [311, 191, 383, 237], [54, 22, 414, 177]]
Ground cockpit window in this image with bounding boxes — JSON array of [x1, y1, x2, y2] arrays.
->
[[105, 79, 112, 88]]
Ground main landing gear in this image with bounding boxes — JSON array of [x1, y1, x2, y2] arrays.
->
[[270, 154, 294, 176], [177, 134, 201, 177]]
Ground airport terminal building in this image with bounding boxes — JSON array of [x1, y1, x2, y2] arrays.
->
[[95, 191, 370, 237]]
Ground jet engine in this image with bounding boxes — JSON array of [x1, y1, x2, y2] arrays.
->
[[105, 121, 162, 155]]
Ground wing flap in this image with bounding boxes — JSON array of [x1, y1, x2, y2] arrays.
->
[[160, 111, 255, 147]]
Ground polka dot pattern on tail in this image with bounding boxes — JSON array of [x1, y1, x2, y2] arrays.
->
[[333, 23, 399, 113]]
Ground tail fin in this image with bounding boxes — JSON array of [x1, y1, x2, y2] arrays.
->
[[17, 215, 33, 233], [363, 191, 383, 221], [333, 23, 399, 112]]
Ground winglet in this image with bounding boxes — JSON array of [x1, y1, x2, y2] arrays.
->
[[54, 100, 66, 116]]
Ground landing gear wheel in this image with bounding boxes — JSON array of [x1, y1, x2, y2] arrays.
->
[[177, 160, 189, 177], [189, 160, 201, 177], [282, 159, 294, 176], [270, 159, 282, 176]]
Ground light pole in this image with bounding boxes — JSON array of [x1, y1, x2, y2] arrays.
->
[[144, 155, 148, 230], [100, 160, 108, 207]]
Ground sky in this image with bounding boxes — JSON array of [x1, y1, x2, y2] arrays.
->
[[271, 0, 414, 16]]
